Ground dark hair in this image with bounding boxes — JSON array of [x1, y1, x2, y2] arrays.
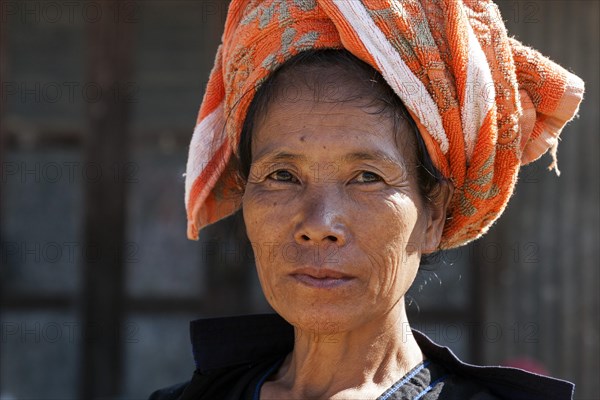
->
[[237, 49, 447, 263]]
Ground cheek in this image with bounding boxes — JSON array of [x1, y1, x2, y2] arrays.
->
[[242, 187, 288, 299], [243, 187, 282, 240], [357, 194, 422, 296]]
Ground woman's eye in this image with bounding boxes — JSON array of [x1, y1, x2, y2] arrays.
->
[[268, 170, 299, 183], [355, 171, 382, 183]]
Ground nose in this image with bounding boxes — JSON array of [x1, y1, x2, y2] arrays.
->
[[293, 188, 348, 247]]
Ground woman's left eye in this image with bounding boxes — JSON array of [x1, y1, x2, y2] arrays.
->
[[354, 171, 383, 183]]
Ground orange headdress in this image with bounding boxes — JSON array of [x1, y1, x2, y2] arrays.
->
[[185, 0, 584, 249]]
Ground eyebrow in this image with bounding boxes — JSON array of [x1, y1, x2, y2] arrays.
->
[[254, 150, 405, 169], [341, 151, 405, 169], [254, 151, 309, 164]]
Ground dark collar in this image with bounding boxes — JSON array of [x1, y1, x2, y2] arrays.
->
[[190, 313, 293, 372], [190, 313, 574, 400]]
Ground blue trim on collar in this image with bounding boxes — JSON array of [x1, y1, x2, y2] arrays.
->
[[379, 359, 431, 400], [252, 356, 286, 400]]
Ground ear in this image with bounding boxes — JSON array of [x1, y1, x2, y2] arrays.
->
[[421, 180, 454, 254]]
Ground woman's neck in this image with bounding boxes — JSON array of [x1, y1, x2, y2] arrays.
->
[[261, 302, 424, 399]]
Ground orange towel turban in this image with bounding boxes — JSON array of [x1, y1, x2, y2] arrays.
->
[[185, 0, 584, 249]]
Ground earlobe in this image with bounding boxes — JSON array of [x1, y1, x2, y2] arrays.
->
[[422, 180, 454, 254]]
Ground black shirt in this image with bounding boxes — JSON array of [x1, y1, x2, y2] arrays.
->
[[148, 314, 574, 400]]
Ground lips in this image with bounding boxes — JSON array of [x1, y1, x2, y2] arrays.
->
[[290, 267, 354, 289]]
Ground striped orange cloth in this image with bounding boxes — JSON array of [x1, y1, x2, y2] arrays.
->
[[185, 0, 584, 249]]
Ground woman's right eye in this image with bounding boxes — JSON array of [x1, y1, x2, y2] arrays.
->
[[267, 169, 299, 183]]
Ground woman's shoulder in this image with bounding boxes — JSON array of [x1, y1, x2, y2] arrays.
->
[[148, 314, 293, 400], [148, 356, 282, 400], [412, 329, 574, 400], [377, 353, 501, 400]]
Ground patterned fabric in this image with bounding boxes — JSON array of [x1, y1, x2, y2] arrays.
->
[[184, 0, 584, 249]]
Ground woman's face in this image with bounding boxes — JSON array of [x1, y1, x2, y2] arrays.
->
[[242, 81, 446, 333]]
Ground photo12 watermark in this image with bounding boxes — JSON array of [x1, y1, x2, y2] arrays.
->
[[1, 81, 139, 105], [1, 321, 140, 344], [1, 241, 141, 265], [1, 161, 139, 185]]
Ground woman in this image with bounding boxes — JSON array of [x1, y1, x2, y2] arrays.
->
[[152, 0, 584, 398]]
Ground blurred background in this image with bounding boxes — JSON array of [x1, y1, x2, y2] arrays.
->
[[0, 0, 598, 399]]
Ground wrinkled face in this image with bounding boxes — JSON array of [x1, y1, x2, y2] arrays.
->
[[242, 81, 441, 333]]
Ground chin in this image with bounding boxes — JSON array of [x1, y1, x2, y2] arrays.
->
[[272, 297, 369, 336]]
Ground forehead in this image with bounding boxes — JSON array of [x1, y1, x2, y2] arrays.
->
[[251, 83, 417, 166]]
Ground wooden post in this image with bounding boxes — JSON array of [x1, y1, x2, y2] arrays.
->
[[0, 0, 9, 311], [81, 1, 134, 397]]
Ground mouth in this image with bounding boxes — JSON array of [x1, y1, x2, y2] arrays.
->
[[290, 268, 354, 289]]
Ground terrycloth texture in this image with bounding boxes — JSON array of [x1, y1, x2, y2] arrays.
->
[[184, 0, 584, 249]]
